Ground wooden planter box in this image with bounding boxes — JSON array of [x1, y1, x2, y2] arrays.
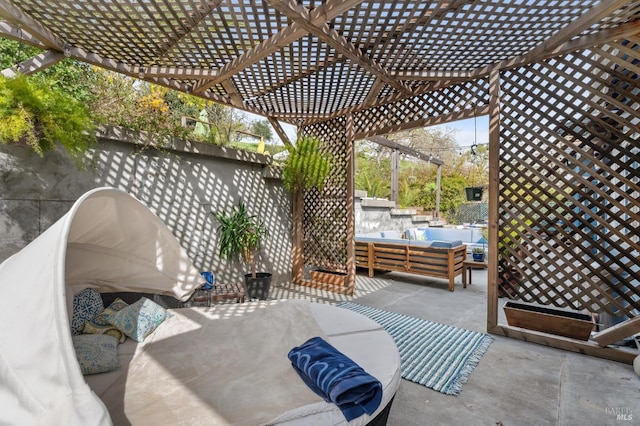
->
[[504, 301, 595, 341], [310, 269, 347, 287]]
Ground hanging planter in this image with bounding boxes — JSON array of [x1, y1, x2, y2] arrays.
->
[[465, 187, 484, 201]]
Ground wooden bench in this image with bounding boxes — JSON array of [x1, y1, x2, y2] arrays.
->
[[355, 240, 466, 291], [210, 283, 245, 304]]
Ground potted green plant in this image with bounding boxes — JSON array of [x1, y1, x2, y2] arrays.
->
[[215, 203, 270, 300], [472, 247, 485, 262]]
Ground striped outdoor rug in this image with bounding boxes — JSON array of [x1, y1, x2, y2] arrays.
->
[[337, 302, 494, 396]]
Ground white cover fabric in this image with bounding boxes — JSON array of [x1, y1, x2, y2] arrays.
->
[[0, 187, 203, 425]]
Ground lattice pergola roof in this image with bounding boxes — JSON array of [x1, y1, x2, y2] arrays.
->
[[2, 0, 639, 134]]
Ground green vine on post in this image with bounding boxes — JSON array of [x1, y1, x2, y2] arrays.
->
[[282, 135, 332, 192], [281, 135, 332, 283]]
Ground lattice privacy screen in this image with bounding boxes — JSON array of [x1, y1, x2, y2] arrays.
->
[[301, 118, 349, 272], [498, 38, 639, 319], [301, 77, 491, 273]]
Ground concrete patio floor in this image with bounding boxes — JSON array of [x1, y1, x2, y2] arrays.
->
[[271, 268, 640, 426]]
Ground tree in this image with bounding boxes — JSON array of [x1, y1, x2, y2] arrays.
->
[[390, 127, 459, 166], [250, 119, 273, 142]]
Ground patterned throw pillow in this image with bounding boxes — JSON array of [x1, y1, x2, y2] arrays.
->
[[71, 288, 104, 335], [106, 297, 168, 342], [72, 334, 120, 375], [83, 298, 129, 343]]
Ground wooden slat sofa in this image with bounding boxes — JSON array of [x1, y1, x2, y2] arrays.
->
[[355, 237, 467, 292]]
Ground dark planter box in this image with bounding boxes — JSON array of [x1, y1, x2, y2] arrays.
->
[[310, 269, 347, 287], [504, 301, 594, 341], [243, 272, 272, 300]]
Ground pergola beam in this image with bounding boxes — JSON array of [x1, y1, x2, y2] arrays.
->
[[267, 116, 294, 148], [267, 0, 413, 96], [0, 21, 46, 47], [367, 135, 444, 166], [1, 50, 64, 77], [393, 70, 473, 81], [194, 0, 365, 94], [0, 0, 63, 49]]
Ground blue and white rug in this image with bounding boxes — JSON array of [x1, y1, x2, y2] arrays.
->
[[337, 302, 494, 396]]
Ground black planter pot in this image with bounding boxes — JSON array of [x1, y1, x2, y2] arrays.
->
[[243, 272, 272, 300], [465, 187, 483, 201]]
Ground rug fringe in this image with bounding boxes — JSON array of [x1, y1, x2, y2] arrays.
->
[[447, 335, 494, 395]]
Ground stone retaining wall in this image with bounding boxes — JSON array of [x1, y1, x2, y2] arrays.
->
[[0, 126, 292, 285]]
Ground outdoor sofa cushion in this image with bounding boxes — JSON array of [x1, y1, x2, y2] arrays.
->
[[381, 230, 403, 239], [355, 236, 407, 245]]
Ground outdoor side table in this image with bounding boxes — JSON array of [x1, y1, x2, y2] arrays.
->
[[462, 258, 488, 288], [210, 283, 246, 304]]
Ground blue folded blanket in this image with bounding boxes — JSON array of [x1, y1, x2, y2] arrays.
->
[[288, 336, 383, 421]]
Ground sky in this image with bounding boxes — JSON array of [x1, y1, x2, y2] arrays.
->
[[244, 112, 489, 149]]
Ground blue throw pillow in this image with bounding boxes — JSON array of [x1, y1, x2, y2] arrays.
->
[[106, 297, 168, 342], [72, 334, 120, 375], [71, 288, 104, 335]]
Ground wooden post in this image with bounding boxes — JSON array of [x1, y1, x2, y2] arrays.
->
[[292, 188, 304, 285], [435, 164, 442, 220], [391, 149, 399, 203], [448, 248, 455, 292], [345, 114, 356, 295], [487, 69, 501, 331]]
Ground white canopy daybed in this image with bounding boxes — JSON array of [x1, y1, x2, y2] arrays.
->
[[0, 187, 400, 425]]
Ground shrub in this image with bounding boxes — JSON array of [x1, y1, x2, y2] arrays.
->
[[0, 74, 95, 158]]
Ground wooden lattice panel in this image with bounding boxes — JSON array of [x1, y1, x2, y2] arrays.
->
[[300, 119, 349, 272], [353, 78, 490, 138], [498, 38, 640, 319], [332, 0, 601, 73]]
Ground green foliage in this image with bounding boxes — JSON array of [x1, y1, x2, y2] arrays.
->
[[0, 74, 95, 158], [415, 173, 467, 220], [215, 203, 268, 278], [355, 155, 390, 198], [282, 135, 332, 192], [0, 39, 269, 153], [250, 119, 273, 142]]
